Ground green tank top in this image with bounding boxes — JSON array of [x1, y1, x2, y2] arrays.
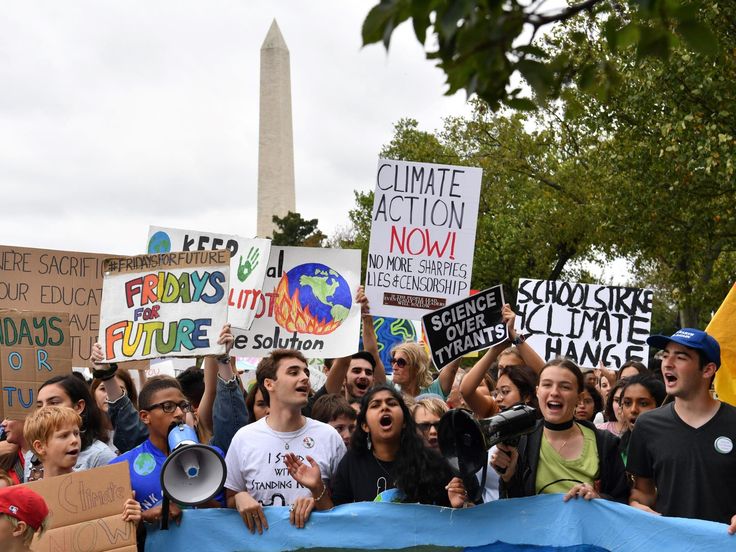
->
[[535, 423, 599, 495]]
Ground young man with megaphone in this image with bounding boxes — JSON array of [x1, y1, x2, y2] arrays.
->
[[224, 348, 346, 534], [108, 326, 234, 527]]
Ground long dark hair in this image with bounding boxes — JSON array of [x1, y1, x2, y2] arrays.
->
[[351, 385, 454, 506], [39, 375, 108, 450]]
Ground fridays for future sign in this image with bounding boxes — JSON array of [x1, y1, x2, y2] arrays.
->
[[365, 159, 482, 320], [422, 286, 507, 368], [515, 278, 653, 369], [99, 251, 229, 362], [147, 226, 271, 330]]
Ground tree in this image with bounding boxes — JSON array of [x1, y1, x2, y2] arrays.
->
[[271, 211, 326, 247], [545, 1, 736, 327], [362, 0, 719, 110]]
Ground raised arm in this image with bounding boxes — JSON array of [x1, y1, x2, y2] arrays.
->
[[357, 286, 386, 384], [437, 358, 461, 397], [91, 342, 148, 452], [200, 325, 236, 432], [504, 304, 545, 375], [459, 347, 501, 418]]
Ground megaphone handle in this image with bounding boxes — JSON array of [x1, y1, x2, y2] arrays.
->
[[495, 447, 512, 475], [161, 496, 170, 531]]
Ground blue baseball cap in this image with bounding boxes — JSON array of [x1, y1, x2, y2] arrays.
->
[[647, 328, 721, 368]]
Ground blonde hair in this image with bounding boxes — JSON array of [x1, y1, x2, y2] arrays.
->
[[0, 513, 49, 546], [413, 397, 449, 419], [24, 406, 82, 457], [391, 341, 433, 389]]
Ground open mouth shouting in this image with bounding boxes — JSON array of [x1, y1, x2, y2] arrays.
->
[[295, 384, 309, 395], [378, 413, 393, 432], [66, 447, 80, 458], [547, 400, 564, 416], [663, 372, 678, 388], [353, 380, 369, 395]]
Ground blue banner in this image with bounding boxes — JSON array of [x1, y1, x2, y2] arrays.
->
[[145, 495, 732, 551]]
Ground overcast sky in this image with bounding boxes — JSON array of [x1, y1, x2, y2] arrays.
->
[[0, 1, 472, 255]]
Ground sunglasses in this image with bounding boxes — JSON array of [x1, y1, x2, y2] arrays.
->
[[417, 422, 440, 434], [390, 357, 408, 368], [145, 400, 192, 414]]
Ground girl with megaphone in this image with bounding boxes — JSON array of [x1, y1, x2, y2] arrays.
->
[[491, 358, 628, 503]]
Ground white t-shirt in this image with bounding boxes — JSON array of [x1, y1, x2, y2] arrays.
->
[[476, 446, 500, 503], [225, 417, 346, 507]]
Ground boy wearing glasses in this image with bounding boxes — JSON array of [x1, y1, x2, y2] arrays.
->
[[110, 376, 222, 524]]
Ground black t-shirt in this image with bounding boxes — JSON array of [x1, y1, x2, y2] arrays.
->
[[331, 449, 396, 505], [627, 401, 736, 523]]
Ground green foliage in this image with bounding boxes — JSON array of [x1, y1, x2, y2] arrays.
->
[[547, 1, 736, 326], [270, 211, 326, 247], [362, 0, 719, 110]]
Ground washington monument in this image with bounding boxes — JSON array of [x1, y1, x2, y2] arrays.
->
[[257, 19, 296, 239]]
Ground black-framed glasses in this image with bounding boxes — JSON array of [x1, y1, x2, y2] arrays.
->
[[145, 400, 192, 413], [417, 422, 440, 434], [390, 357, 408, 368]]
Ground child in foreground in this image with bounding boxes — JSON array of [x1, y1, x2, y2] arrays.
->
[[24, 406, 141, 524], [0, 485, 49, 552]]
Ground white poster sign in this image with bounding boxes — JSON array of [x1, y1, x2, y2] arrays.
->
[[515, 278, 653, 369], [232, 246, 362, 358], [147, 226, 270, 330], [364, 159, 482, 320], [99, 251, 229, 362]]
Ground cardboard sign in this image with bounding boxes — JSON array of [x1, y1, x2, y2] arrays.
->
[[0, 245, 112, 366], [364, 159, 482, 320], [147, 226, 271, 330], [231, 246, 362, 358], [26, 462, 136, 552], [515, 278, 653, 369], [99, 251, 229, 362], [422, 286, 506, 367], [0, 309, 72, 419]]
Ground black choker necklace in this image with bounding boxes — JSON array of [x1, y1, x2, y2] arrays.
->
[[544, 419, 574, 431]]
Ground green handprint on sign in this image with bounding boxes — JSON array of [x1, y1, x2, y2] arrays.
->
[[237, 247, 260, 282]]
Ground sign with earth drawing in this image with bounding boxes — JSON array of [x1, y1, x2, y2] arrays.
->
[[231, 246, 362, 358], [146, 226, 271, 330]]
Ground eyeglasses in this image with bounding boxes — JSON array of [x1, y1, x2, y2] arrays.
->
[[417, 422, 440, 434], [145, 400, 192, 413], [390, 357, 408, 368]]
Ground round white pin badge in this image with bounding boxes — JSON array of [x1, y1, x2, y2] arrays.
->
[[714, 436, 733, 454]]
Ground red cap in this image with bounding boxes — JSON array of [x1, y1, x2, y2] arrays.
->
[[0, 486, 49, 531]]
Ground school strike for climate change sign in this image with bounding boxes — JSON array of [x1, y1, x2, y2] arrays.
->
[[515, 278, 653, 369], [99, 251, 229, 363], [0, 309, 72, 419], [147, 226, 271, 330], [365, 159, 482, 320], [422, 286, 507, 368]]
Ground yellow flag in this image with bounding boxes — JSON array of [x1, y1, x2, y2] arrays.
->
[[708, 283, 736, 406]]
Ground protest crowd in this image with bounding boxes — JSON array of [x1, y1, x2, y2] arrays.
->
[[0, 279, 735, 551]]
